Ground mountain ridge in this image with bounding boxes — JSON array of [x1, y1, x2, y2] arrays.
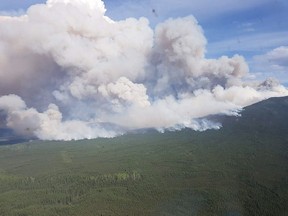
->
[[0, 96, 288, 145]]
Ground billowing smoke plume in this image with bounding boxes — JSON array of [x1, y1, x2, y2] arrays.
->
[[0, 0, 287, 140]]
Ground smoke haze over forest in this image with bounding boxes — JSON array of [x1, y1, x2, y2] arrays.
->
[[0, 0, 287, 140]]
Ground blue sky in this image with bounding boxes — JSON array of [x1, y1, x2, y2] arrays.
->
[[1, 0, 287, 84]]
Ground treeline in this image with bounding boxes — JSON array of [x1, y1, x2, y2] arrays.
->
[[1, 170, 141, 190], [0, 171, 142, 209]]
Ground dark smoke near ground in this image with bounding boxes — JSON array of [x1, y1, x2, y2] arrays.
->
[[0, 0, 287, 140]]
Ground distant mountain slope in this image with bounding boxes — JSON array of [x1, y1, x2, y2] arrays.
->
[[1, 96, 288, 145], [220, 96, 288, 136]]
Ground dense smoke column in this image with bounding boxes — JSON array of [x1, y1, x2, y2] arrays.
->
[[0, 0, 287, 140]]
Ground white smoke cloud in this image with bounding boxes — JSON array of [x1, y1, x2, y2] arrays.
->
[[253, 46, 288, 72], [0, 0, 287, 140]]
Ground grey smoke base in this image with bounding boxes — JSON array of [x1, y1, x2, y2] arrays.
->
[[0, 0, 287, 140]]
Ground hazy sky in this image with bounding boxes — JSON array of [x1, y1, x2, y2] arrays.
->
[[1, 0, 287, 84]]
